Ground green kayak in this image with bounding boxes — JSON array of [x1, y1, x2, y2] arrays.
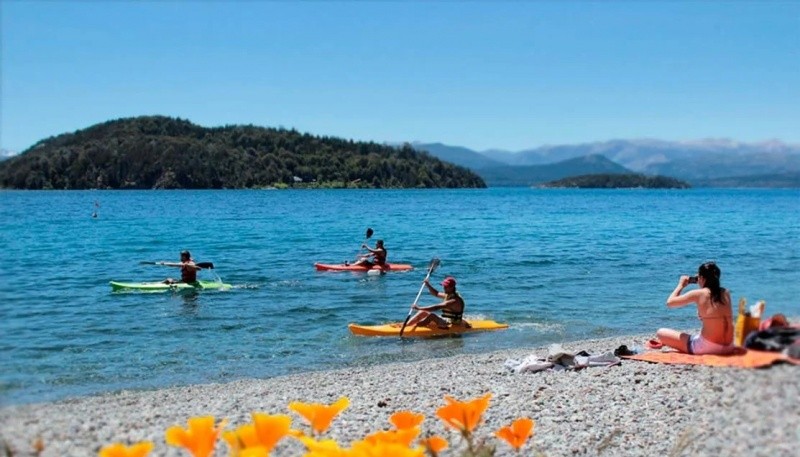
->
[[110, 280, 232, 292]]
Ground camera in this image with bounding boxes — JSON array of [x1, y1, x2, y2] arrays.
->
[[688, 275, 698, 284]]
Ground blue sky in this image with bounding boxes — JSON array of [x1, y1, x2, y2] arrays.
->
[[2, 1, 798, 152]]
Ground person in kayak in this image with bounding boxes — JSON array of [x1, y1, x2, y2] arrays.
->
[[160, 250, 201, 284], [406, 276, 469, 330], [354, 239, 387, 269], [656, 261, 736, 355]]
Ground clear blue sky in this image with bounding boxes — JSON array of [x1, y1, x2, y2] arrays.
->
[[2, 1, 798, 152]]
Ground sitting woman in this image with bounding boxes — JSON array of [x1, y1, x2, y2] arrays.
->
[[657, 262, 736, 355]]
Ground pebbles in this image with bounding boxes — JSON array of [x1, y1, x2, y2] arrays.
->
[[1, 333, 797, 456]]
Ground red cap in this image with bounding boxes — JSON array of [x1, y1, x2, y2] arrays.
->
[[441, 276, 456, 288]]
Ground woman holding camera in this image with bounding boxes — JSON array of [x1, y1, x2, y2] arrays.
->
[[656, 262, 736, 355]]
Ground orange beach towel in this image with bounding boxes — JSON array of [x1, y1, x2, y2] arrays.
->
[[623, 349, 799, 368]]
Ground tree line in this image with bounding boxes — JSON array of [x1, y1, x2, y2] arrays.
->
[[0, 116, 486, 190]]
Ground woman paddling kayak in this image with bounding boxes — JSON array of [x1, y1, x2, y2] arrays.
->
[[158, 250, 202, 284]]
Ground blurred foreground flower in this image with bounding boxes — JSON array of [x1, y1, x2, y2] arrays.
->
[[436, 393, 492, 435], [389, 411, 425, 430], [419, 435, 449, 456], [289, 397, 350, 435], [495, 418, 535, 451], [166, 416, 226, 457], [349, 439, 425, 457], [98, 441, 153, 457]]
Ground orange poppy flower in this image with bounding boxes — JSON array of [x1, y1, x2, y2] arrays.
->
[[435, 393, 492, 434], [389, 411, 424, 430], [223, 423, 260, 454], [349, 439, 425, 457], [252, 413, 292, 451], [288, 397, 349, 435], [495, 417, 535, 450], [363, 428, 419, 447], [419, 435, 448, 455], [165, 416, 226, 457], [98, 441, 153, 457], [296, 436, 347, 457]]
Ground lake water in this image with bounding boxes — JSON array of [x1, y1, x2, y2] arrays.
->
[[1, 188, 798, 405]]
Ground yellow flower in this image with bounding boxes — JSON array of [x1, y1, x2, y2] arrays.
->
[[165, 416, 226, 457], [252, 413, 292, 451], [239, 447, 270, 457], [435, 393, 492, 435], [297, 436, 347, 457], [349, 439, 425, 457], [288, 397, 350, 435], [363, 428, 419, 447], [223, 423, 260, 454], [389, 411, 424, 430], [98, 441, 154, 457], [496, 417, 535, 451], [419, 436, 448, 455]]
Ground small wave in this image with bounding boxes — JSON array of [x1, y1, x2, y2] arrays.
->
[[507, 321, 566, 334]]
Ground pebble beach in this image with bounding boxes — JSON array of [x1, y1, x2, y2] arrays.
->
[[2, 331, 798, 457]]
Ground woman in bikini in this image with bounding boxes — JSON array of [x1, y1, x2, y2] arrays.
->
[[657, 262, 736, 355]]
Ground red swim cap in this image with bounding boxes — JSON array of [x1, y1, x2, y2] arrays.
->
[[441, 276, 456, 288]]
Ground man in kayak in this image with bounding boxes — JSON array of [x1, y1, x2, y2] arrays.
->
[[406, 276, 469, 330], [159, 250, 201, 284], [354, 239, 387, 269]]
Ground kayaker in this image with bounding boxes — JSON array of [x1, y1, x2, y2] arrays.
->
[[656, 261, 736, 355], [406, 276, 469, 330], [159, 250, 201, 284], [354, 239, 387, 269]]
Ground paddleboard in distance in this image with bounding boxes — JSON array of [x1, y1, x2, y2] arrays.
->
[[348, 320, 508, 337], [110, 280, 232, 292], [314, 262, 414, 272]]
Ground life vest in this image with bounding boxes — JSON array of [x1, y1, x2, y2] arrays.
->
[[441, 292, 465, 323]]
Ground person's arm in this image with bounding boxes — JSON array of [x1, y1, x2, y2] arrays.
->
[[666, 275, 703, 308], [424, 280, 445, 298], [159, 261, 201, 270], [413, 297, 458, 312]]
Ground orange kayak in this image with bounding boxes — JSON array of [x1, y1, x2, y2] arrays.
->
[[314, 262, 414, 272], [348, 320, 508, 337]]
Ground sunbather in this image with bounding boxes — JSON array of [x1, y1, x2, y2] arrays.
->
[[657, 262, 736, 355]]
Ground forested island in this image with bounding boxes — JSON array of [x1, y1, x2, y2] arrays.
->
[[0, 116, 486, 189], [539, 173, 691, 189]]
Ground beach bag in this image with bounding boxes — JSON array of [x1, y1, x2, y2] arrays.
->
[[734, 298, 765, 347]]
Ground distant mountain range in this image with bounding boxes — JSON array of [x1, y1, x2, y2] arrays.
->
[[0, 149, 17, 161], [412, 140, 800, 187]]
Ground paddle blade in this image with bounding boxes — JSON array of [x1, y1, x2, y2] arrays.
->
[[428, 258, 441, 275], [366, 228, 374, 239], [196, 262, 214, 269], [399, 314, 413, 337], [139, 261, 157, 265]]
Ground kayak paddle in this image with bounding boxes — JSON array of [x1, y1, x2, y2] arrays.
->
[[399, 257, 440, 337], [354, 227, 374, 261], [140, 261, 215, 269]]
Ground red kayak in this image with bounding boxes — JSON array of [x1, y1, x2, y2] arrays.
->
[[314, 262, 414, 272]]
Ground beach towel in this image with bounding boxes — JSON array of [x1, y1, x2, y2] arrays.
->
[[504, 344, 621, 373], [622, 349, 800, 368]]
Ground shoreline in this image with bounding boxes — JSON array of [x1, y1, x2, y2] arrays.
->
[[1, 332, 798, 457]]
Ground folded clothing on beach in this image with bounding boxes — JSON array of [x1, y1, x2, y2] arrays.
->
[[504, 344, 621, 373], [744, 326, 800, 352], [621, 349, 799, 368]]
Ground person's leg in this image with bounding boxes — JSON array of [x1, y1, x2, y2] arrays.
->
[[405, 311, 430, 327], [656, 328, 691, 353]]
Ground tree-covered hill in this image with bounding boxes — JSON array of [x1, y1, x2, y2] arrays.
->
[[0, 116, 486, 190], [540, 173, 691, 189]]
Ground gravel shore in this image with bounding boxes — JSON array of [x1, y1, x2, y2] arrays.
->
[[2, 332, 798, 457]]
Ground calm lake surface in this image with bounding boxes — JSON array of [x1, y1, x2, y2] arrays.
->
[[1, 188, 798, 404]]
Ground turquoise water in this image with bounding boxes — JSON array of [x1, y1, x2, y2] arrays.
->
[[1, 188, 798, 405]]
